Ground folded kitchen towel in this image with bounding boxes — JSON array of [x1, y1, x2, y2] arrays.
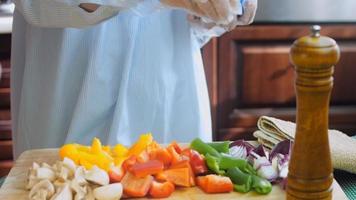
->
[[254, 116, 356, 174]]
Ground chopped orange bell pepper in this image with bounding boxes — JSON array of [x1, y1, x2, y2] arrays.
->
[[121, 172, 154, 198], [162, 168, 192, 187], [170, 160, 195, 186], [169, 141, 183, 154], [167, 146, 183, 165], [154, 172, 168, 182], [196, 175, 233, 194], [130, 160, 164, 178], [122, 155, 138, 172], [149, 181, 175, 198], [149, 148, 172, 167], [108, 165, 125, 183]]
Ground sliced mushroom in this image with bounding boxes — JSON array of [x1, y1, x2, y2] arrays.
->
[[27, 163, 41, 189], [84, 185, 96, 200], [85, 166, 109, 186], [50, 184, 73, 200], [56, 164, 71, 181], [71, 178, 87, 200], [63, 157, 77, 173], [74, 166, 87, 185], [37, 167, 56, 181], [29, 179, 55, 200], [93, 183, 123, 200]]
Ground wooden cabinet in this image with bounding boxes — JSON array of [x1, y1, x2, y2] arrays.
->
[[203, 24, 356, 141], [0, 33, 12, 177]]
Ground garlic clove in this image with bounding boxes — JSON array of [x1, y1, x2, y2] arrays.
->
[[93, 183, 123, 200], [85, 166, 109, 186], [50, 184, 73, 200]]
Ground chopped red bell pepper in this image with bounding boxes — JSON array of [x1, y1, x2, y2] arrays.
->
[[189, 150, 208, 175]]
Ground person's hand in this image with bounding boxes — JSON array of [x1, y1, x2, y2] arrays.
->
[[160, 0, 240, 25], [188, 0, 257, 32], [79, 3, 100, 13], [235, 0, 258, 26]]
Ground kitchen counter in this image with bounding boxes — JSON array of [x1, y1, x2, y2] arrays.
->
[[0, 16, 12, 34]]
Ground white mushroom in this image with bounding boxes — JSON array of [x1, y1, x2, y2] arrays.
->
[[37, 167, 56, 181], [93, 183, 123, 200], [83, 185, 96, 200], [70, 178, 87, 200], [56, 164, 72, 181], [74, 166, 87, 185], [27, 163, 41, 189], [29, 179, 55, 200], [63, 157, 77, 174], [50, 184, 73, 200], [85, 166, 109, 186]]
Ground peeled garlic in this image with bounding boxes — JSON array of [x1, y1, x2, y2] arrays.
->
[[93, 183, 123, 200], [85, 166, 109, 186]]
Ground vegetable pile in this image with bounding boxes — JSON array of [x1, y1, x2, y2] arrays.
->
[[27, 133, 292, 199]]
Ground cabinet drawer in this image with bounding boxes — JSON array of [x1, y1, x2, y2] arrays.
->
[[239, 45, 295, 107], [0, 60, 10, 88], [0, 120, 11, 140], [0, 160, 13, 177], [0, 140, 12, 160], [0, 88, 10, 109]]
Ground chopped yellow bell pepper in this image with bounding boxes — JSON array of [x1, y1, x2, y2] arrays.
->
[[102, 145, 111, 154], [128, 133, 153, 156], [113, 144, 128, 157], [91, 137, 102, 154], [59, 144, 80, 164]]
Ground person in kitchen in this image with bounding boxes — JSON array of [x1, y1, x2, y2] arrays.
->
[[10, 0, 257, 158]]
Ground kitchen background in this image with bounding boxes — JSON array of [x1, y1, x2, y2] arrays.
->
[[1, 0, 356, 176]]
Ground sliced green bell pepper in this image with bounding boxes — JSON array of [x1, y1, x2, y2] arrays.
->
[[219, 155, 256, 175], [190, 138, 221, 158], [205, 153, 225, 175], [251, 175, 272, 194], [207, 141, 231, 153], [226, 167, 252, 193]]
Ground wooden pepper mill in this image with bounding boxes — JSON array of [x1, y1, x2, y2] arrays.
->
[[287, 25, 340, 199]]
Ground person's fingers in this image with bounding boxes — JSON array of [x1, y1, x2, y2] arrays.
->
[[210, 0, 233, 23], [236, 0, 257, 25], [194, 0, 219, 21], [160, 0, 186, 8]]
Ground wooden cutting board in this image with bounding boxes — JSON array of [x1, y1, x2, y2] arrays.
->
[[0, 149, 348, 200]]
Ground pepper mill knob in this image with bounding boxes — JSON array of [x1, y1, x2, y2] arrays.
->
[[311, 25, 321, 37], [287, 26, 340, 200]]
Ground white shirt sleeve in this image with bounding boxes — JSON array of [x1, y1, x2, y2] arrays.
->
[[13, 0, 142, 28]]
